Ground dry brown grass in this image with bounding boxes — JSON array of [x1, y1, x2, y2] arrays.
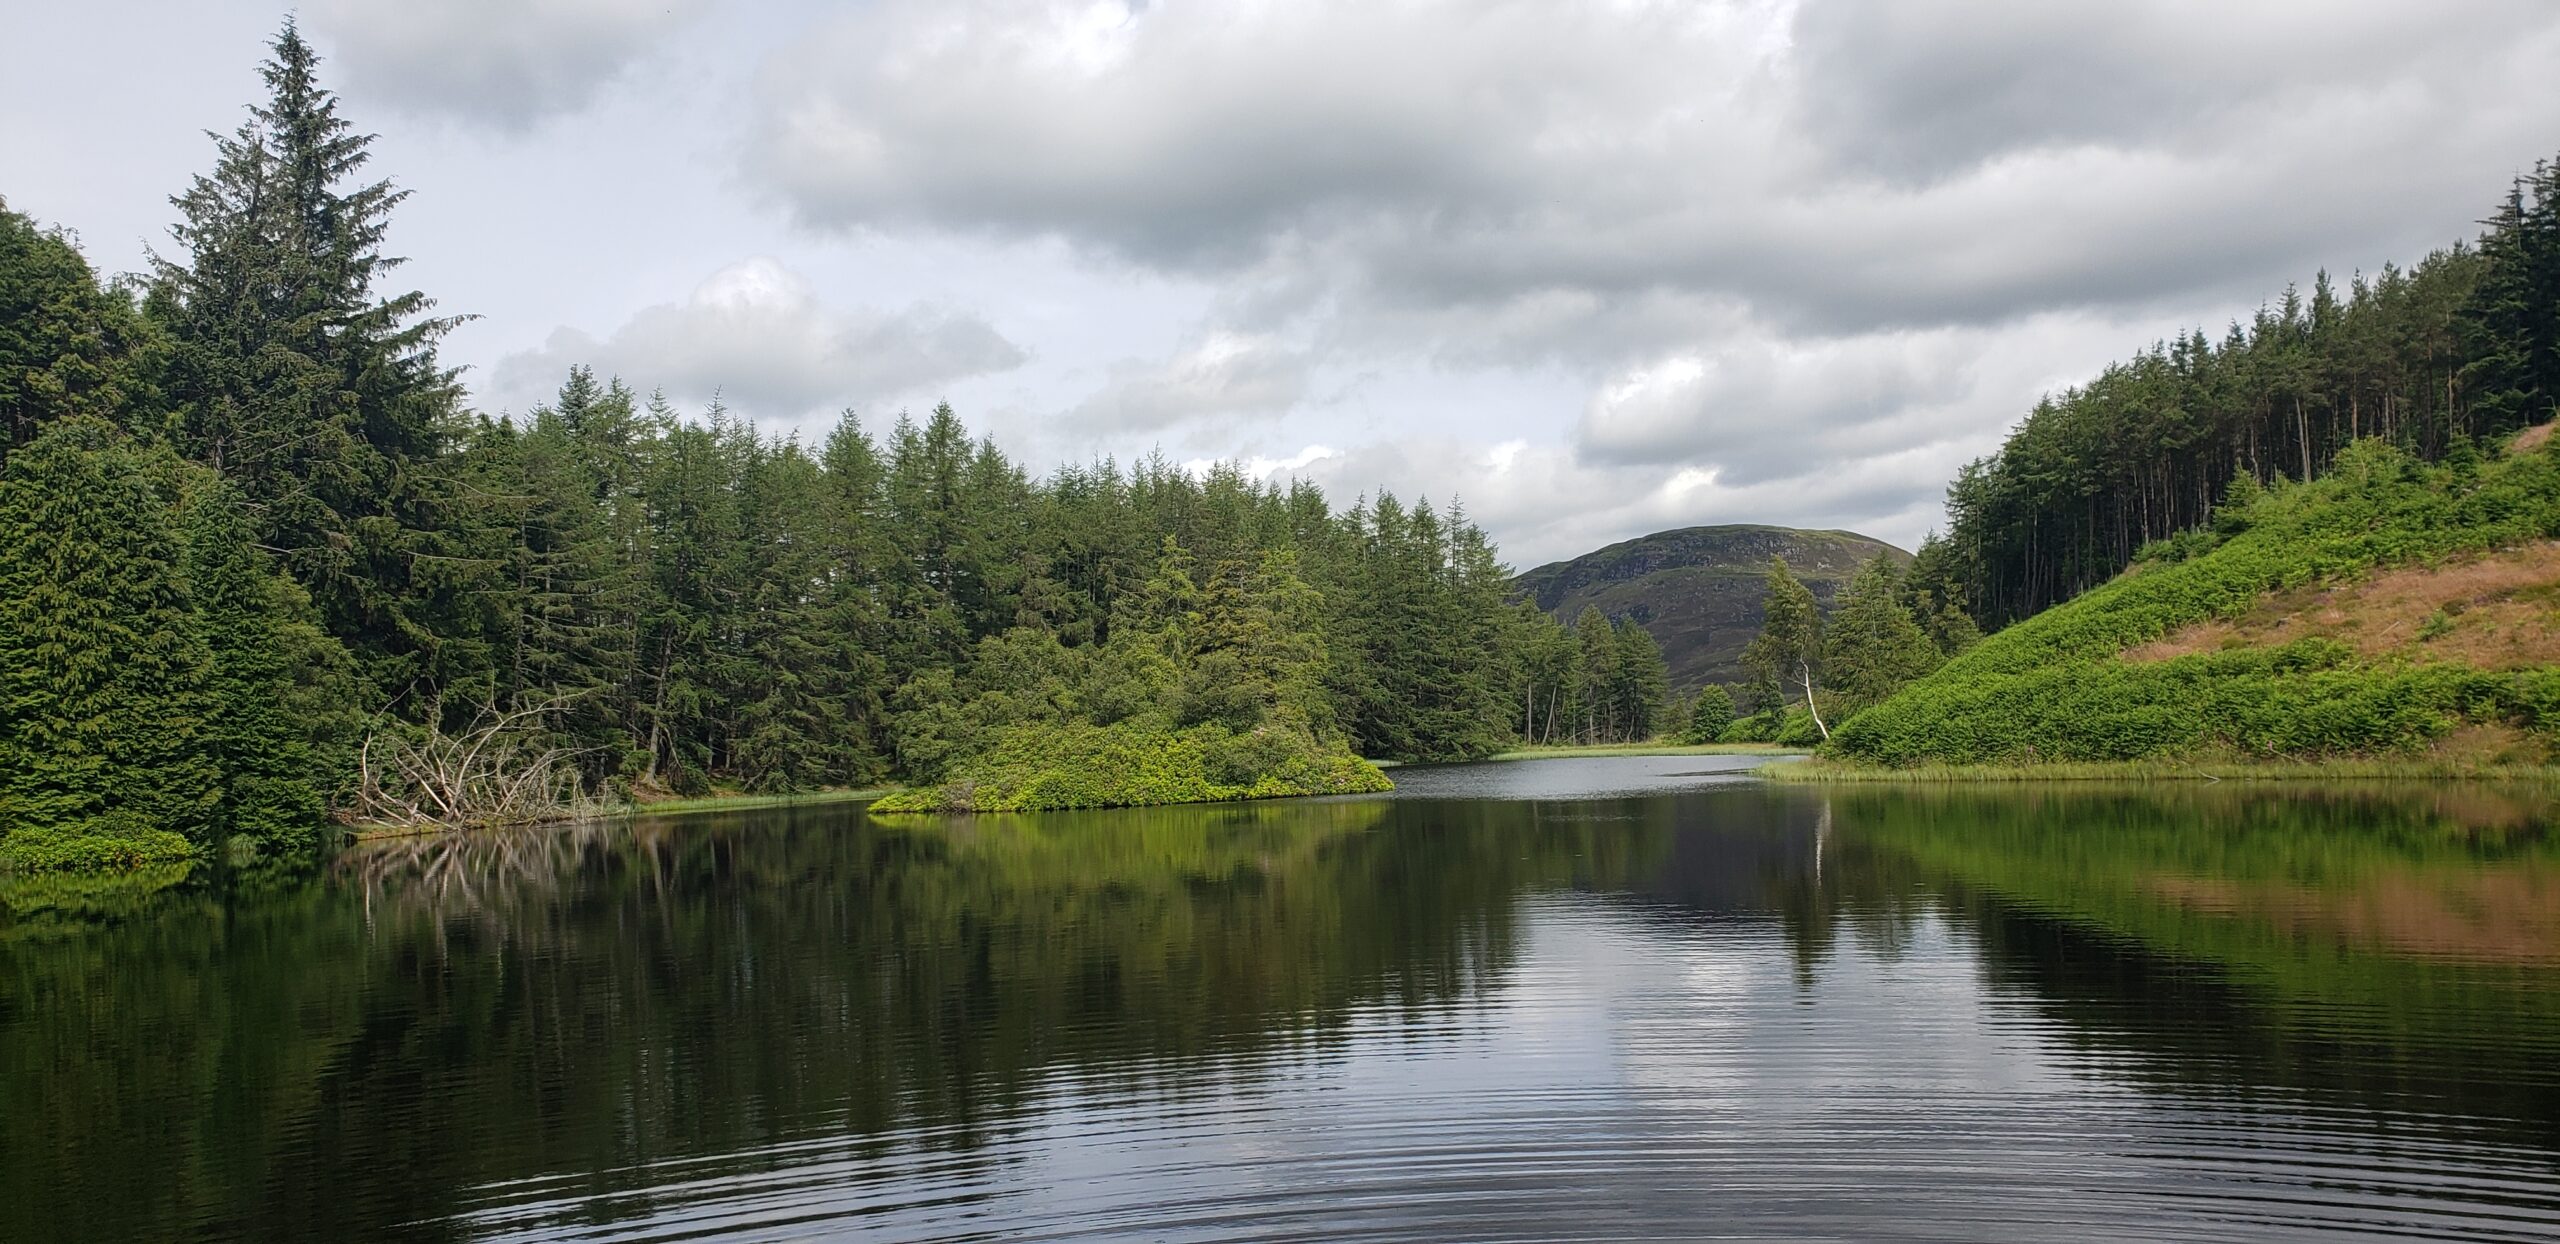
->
[[2123, 541, 2560, 669], [2513, 421, 2557, 455]]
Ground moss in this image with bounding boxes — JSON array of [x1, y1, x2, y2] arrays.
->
[[869, 720, 1393, 814]]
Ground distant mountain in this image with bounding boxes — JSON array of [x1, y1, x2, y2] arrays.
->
[[1513, 525, 1912, 690]]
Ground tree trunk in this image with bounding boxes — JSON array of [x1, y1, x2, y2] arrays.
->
[[1799, 661, 1830, 742]]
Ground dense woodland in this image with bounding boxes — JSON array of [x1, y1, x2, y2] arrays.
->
[[0, 28, 1696, 866], [1918, 157, 2560, 627]]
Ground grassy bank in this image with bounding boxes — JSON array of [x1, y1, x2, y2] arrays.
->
[[1482, 741, 1799, 762], [1768, 756, 2560, 784]]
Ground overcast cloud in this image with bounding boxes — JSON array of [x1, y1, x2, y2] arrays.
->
[[7, 0, 2560, 565]]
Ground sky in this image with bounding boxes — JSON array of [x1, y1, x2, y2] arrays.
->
[[7, 1, 2560, 568]]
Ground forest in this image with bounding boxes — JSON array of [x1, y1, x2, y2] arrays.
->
[[1915, 156, 2560, 628], [0, 27, 1708, 867]]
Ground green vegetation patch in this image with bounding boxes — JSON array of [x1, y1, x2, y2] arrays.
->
[[869, 719, 1393, 813], [0, 816, 198, 873], [1835, 441, 2560, 767]]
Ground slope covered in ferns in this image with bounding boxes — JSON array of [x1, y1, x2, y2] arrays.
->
[[1832, 433, 2560, 768]]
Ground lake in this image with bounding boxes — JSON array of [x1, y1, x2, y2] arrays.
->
[[7, 754, 2560, 1241]]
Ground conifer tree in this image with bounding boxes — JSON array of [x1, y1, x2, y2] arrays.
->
[[149, 20, 466, 686], [0, 419, 220, 847], [2464, 156, 2560, 431], [0, 201, 161, 456], [1821, 554, 1942, 715], [1609, 619, 1670, 740], [180, 476, 355, 849]]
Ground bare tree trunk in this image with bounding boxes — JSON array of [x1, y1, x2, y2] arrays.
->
[[1799, 661, 1830, 742]]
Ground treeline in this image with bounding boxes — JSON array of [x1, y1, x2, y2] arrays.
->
[[0, 27, 1655, 863], [1923, 156, 2560, 627], [1507, 609, 1672, 746]]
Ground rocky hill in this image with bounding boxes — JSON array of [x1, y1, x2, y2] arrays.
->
[[1513, 525, 1911, 690]]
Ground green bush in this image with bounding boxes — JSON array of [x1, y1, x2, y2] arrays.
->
[[0, 814, 197, 873], [870, 718, 1393, 813], [1835, 440, 2560, 767]]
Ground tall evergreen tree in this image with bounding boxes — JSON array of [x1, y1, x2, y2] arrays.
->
[[179, 476, 356, 850], [149, 20, 467, 690], [2464, 157, 2560, 431], [0, 419, 220, 847]]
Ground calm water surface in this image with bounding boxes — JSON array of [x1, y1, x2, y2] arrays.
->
[[7, 755, 2560, 1241]]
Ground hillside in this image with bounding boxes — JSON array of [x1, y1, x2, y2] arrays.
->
[[1514, 525, 1910, 689], [1831, 433, 2560, 770]]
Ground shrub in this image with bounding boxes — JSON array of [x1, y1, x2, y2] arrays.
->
[[0, 813, 197, 873], [870, 719, 1392, 814]]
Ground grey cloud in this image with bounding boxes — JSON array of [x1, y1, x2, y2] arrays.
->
[[489, 258, 1026, 421], [745, 0, 2560, 348], [309, 0, 705, 130], [1788, 1, 2541, 184], [1069, 332, 1311, 433]]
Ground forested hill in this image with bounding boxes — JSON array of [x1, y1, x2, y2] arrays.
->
[[1918, 154, 2560, 629], [1515, 525, 1909, 689]]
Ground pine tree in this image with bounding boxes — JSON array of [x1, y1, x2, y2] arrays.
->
[[2463, 157, 2560, 432], [1573, 607, 1620, 742], [1610, 619, 1670, 740], [0, 419, 220, 849]]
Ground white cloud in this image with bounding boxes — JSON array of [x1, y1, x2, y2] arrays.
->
[[490, 258, 1026, 422]]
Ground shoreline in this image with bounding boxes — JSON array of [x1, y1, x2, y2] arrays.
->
[[342, 787, 896, 840], [1475, 742, 1799, 763], [1764, 756, 2560, 784]]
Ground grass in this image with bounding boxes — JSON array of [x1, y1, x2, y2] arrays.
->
[[1767, 755, 2560, 784], [1481, 740, 1800, 762], [612, 787, 895, 817]]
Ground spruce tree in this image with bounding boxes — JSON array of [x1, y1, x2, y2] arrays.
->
[[180, 475, 356, 850], [0, 201, 161, 457], [0, 419, 220, 849], [150, 20, 466, 687]]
